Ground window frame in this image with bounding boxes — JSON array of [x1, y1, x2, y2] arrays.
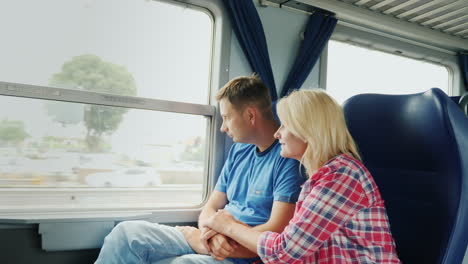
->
[[0, 0, 231, 223]]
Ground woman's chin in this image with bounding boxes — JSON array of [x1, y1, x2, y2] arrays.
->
[[280, 150, 291, 158]]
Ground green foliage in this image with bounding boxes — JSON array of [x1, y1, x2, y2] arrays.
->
[[50, 54, 137, 95], [45, 101, 84, 126], [48, 54, 137, 152], [0, 119, 30, 145]]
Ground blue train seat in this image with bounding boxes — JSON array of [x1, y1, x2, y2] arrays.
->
[[342, 88, 468, 264], [460, 93, 468, 116]]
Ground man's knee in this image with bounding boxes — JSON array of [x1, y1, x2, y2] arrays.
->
[[107, 220, 153, 241]]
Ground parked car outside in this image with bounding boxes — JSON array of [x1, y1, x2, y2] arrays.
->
[[85, 167, 161, 187]]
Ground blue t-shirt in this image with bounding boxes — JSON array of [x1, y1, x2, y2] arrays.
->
[[215, 140, 304, 227]]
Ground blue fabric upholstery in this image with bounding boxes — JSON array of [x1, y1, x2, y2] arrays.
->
[[451, 96, 461, 105], [342, 88, 468, 264], [460, 93, 468, 116], [271, 100, 279, 123]]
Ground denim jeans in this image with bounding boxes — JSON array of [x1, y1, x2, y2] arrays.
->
[[95, 220, 256, 264]]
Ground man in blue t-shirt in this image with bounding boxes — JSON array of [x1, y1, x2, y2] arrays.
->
[[95, 75, 304, 264]]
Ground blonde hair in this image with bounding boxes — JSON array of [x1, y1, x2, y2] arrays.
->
[[215, 74, 274, 120], [277, 89, 361, 174]]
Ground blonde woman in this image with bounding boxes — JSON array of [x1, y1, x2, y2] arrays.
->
[[202, 90, 401, 263]]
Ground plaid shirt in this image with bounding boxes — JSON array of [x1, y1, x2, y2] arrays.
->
[[257, 154, 401, 264]]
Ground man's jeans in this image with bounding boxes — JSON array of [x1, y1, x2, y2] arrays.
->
[[95, 220, 255, 264]]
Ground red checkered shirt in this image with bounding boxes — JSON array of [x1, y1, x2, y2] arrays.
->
[[257, 154, 401, 264]]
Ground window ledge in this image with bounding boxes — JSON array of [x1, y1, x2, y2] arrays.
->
[[0, 208, 201, 251], [0, 211, 153, 224], [0, 207, 202, 224]]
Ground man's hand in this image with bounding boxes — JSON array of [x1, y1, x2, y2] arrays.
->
[[175, 226, 209, 255], [200, 227, 217, 252], [208, 234, 238, 261], [203, 209, 238, 234]]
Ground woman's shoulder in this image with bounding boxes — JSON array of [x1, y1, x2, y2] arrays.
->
[[317, 154, 370, 181], [321, 154, 382, 204]]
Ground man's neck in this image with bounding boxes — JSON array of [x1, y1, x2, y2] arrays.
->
[[254, 120, 279, 152]]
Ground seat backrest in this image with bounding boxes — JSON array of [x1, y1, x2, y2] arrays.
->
[[342, 88, 468, 264], [460, 93, 468, 116]]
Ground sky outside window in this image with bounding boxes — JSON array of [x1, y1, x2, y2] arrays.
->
[[0, 0, 212, 104], [326, 40, 449, 104]]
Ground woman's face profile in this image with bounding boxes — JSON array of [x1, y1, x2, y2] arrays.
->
[[274, 124, 307, 161]]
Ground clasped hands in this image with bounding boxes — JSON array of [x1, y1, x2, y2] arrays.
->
[[176, 210, 238, 261]]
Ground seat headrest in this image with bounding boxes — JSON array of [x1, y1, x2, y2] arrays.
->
[[343, 88, 464, 169]]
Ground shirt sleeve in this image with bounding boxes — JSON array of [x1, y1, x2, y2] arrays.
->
[[257, 168, 369, 263], [272, 158, 304, 203]]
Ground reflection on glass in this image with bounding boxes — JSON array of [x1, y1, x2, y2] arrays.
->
[[0, 97, 207, 191]]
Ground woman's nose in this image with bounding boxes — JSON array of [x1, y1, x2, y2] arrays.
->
[[274, 131, 280, 139]]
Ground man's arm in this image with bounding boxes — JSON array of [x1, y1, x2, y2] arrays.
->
[[210, 200, 296, 259], [252, 200, 295, 233], [185, 191, 296, 259], [177, 190, 228, 255], [194, 190, 228, 253], [198, 190, 228, 228]]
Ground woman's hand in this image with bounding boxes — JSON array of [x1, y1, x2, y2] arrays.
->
[[207, 234, 238, 261], [203, 210, 261, 256]]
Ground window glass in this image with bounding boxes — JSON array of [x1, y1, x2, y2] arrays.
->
[[0, 96, 206, 207], [0, 0, 212, 104], [326, 40, 449, 104], [0, 0, 213, 210]]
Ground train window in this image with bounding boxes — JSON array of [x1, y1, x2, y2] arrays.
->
[[0, 0, 214, 212], [0, 0, 212, 105], [326, 40, 450, 104]]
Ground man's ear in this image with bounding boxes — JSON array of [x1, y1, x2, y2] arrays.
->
[[245, 106, 256, 125]]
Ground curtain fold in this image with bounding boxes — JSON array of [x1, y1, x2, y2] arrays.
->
[[222, 0, 278, 101], [222, 1, 337, 100], [460, 53, 468, 90], [280, 11, 337, 97]]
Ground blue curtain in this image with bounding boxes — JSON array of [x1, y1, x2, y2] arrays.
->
[[222, 0, 278, 101], [281, 11, 337, 97], [460, 53, 468, 90]]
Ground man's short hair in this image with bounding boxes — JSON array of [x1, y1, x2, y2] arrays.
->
[[215, 74, 273, 120]]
